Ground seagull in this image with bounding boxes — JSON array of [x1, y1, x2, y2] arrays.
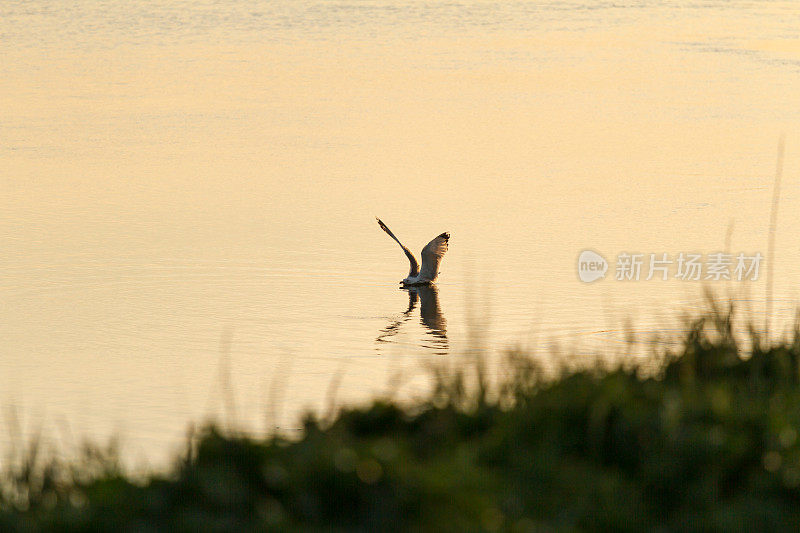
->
[[376, 217, 449, 286]]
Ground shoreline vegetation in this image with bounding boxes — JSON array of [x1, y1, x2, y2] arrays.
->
[[5, 300, 800, 530]]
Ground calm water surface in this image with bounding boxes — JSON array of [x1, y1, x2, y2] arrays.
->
[[3, 1, 800, 466]]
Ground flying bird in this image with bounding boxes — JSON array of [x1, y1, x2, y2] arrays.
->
[[376, 217, 449, 286]]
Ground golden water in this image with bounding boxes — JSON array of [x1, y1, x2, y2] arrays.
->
[[2, 1, 800, 465]]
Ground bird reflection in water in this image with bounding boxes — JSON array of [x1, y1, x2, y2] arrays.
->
[[377, 284, 448, 355]]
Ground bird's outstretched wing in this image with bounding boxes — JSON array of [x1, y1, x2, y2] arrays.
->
[[419, 232, 449, 281], [376, 218, 419, 278]]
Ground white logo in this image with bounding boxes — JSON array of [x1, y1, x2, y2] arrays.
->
[[577, 250, 608, 283], [578, 249, 763, 282]]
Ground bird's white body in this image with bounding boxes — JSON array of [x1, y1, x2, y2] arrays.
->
[[376, 218, 449, 286], [402, 274, 426, 286]]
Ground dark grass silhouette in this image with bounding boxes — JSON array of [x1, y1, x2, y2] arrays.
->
[[4, 300, 800, 531]]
